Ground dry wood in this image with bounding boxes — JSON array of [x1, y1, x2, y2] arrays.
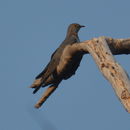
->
[[35, 36, 130, 112], [77, 37, 130, 112], [35, 85, 57, 108], [71, 37, 130, 55], [105, 37, 130, 55]]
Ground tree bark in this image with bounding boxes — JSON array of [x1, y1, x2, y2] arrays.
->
[[80, 37, 130, 112], [70, 37, 130, 55], [35, 36, 130, 112], [35, 85, 57, 108]]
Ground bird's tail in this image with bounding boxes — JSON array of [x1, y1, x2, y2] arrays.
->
[[32, 86, 41, 94], [30, 78, 44, 94], [30, 74, 54, 94]]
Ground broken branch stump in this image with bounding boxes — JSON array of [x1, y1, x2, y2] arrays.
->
[[35, 85, 57, 108]]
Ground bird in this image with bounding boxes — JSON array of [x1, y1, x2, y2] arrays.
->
[[30, 23, 85, 108]]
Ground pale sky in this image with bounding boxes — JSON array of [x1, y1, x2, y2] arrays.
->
[[0, 0, 130, 130]]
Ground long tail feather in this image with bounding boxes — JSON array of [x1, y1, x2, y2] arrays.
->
[[33, 84, 47, 94], [33, 86, 41, 94], [30, 78, 43, 94], [30, 78, 42, 88]]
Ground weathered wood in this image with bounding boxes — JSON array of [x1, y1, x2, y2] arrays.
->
[[77, 37, 130, 112], [35, 36, 130, 112], [105, 37, 130, 55]]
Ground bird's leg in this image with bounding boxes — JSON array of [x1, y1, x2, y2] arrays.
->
[[35, 85, 58, 108]]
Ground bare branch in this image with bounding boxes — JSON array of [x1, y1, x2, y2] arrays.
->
[[76, 37, 130, 112], [35, 86, 57, 108], [35, 36, 130, 112], [71, 37, 130, 55]]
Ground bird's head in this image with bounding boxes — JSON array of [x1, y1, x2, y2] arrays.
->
[[66, 23, 85, 36]]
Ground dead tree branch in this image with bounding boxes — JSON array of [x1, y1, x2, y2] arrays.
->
[[70, 37, 130, 55], [36, 36, 130, 112]]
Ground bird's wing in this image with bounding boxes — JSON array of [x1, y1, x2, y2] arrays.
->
[[35, 63, 49, 79], [35, 47, 62, 80], [50, 37, 77, 59], [36, 36, 78, 80], [50, 48, 58, 59], [35, 57, 59, 80]]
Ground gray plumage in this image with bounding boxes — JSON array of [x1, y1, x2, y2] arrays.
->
[[30, 23, 85, 94]]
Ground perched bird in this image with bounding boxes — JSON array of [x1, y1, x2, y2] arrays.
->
[[30, 23, 85, 108]]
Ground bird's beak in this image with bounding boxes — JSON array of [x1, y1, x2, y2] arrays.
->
[[80, 25, 85, 28]]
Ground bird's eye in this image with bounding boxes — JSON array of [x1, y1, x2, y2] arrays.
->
[[75, 25, 78, 28]]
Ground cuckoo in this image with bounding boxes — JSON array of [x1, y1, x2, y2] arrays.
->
[[30, 23, 85, 108]]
